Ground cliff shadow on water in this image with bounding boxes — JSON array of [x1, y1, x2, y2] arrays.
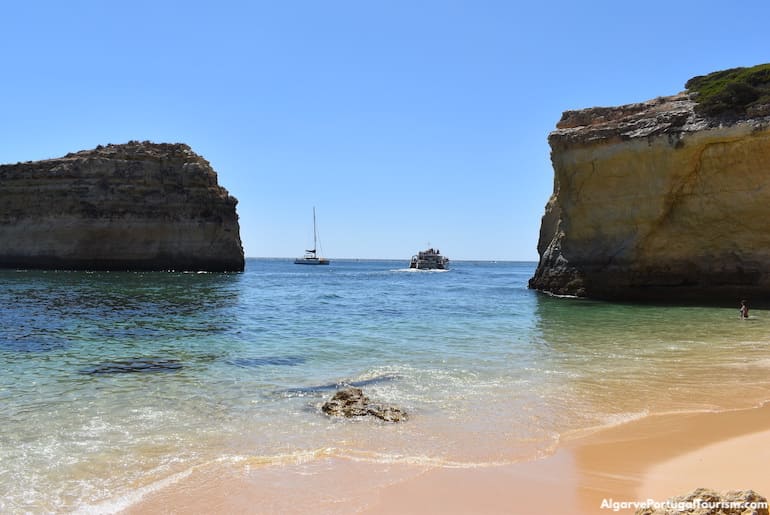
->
[[0, 268, 246, 360]]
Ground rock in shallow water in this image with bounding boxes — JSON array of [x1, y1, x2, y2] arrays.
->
[[321, 387, 408, 422]]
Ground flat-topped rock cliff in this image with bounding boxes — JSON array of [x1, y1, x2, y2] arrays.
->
[[0, 141, 244, 271], [530, 65, 770, 301]]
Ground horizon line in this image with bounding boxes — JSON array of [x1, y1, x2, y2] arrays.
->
[[245, 256, 538, 263]]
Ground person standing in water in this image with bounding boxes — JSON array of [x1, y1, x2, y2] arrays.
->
[[739, 299, 749, 319]]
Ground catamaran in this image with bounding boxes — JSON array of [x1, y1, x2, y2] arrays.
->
[[409, 248, 449, 270], [294, 207, 330, 265]]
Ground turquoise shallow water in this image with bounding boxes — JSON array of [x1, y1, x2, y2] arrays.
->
[[2, 259, 770, 512]]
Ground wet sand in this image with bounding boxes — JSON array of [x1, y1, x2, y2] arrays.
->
[[567, 403, 770, 512], [123, 404, 770, 514]]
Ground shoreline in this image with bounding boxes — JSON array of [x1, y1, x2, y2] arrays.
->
[[120, 403, 770, 514], [566, 402, 770, 513]]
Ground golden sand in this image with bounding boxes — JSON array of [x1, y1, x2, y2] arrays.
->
[[124, 404, 770, 514]]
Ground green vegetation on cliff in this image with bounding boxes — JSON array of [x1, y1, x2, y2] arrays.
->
[[685, 63, 770, 117]]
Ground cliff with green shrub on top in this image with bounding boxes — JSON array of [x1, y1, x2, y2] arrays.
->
[[529, 63, 770, 301]]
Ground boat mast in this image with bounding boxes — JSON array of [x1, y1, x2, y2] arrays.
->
[[313, 206, 318, 256]]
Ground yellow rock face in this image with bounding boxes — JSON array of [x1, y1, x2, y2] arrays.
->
[[0, 142, 245, 271], [530, 94, 770, 301]]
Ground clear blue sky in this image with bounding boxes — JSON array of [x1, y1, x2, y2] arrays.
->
[[1, 1, 768, 260]]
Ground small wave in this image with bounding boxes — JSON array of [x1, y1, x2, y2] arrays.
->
[[74, 468, 193, 515], [390, 268, 449, 273], [726, 357, 770, 369], [540, 290, 582, 299], [279, 373, 400, 396], [218, 447, 533, 470], [601, 409, 651, 427], [538, 368, 585, 379], [557, 404, 770, 442], [219, 448, 337, 467], [342, 450, 517, 468], [559, 409, 652, 441], [73, 435, 567, 513]]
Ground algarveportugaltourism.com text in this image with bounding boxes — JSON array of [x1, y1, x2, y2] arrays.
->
[[601, 498, 768, 512]]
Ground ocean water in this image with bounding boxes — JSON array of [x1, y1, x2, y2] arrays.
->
[[2, 259, 770, 512]]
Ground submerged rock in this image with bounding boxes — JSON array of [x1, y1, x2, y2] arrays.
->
[[80, 358, 183, 375], [227, 356, 306, 368], [530, 73, 770, 301], [1, 338, 67, 353], [0, 141, 244, 271], [634, 488, 768, 515], [321, 387, 408, 422], [370, 404, 409, 423]]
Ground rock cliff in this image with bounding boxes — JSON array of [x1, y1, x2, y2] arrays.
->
[[529, 91, 770, 301], [0, 141, 244, 271], [634, 487, 768, 515]]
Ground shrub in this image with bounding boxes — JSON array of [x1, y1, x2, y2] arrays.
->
[[685, 63, 770, 117]]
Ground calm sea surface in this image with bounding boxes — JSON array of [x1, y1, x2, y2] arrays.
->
[[2, 259, 770, 512]]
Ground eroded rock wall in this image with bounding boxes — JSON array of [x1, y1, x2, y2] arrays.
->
[[530, 94, 770, 301], [0, 141, 244, 271]]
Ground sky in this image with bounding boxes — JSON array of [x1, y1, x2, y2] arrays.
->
[[1, 1, 768, 261]]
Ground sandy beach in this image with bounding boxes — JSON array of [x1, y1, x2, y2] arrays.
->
[[361, 403, 770, 514], [124, 403, 770, 514]]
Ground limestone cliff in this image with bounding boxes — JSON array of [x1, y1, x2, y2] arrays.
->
[[529, 92, 770, 301], [0, 141, 244, 271]]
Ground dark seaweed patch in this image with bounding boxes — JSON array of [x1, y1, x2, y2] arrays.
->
[[0, 337, 68, 353], [227, 356, 306, 368], [79, 358, 183, 375]]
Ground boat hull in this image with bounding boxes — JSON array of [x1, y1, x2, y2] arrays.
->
[[294, 258, 330, 265], [409, 260, 448, 270]]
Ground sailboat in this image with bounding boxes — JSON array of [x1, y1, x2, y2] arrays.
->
[[294, 207, 330, 265]]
